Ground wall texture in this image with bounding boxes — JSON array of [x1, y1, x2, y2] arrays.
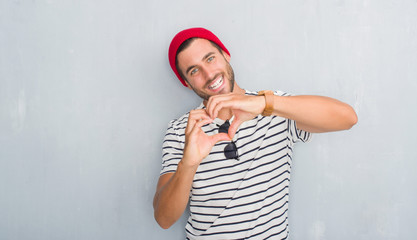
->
[[1, 0, 416, 239]]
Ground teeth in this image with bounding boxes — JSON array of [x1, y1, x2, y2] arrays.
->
[[208, 77, 223, 90]]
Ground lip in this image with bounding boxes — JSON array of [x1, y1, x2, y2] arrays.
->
[[207, 75, 225, 92]]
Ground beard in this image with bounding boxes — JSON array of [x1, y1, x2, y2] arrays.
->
[[188, 62, 235, 101]]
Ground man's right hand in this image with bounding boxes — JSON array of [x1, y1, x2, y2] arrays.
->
[[153, 109, 230, 229], [182, 109, 230, 168]]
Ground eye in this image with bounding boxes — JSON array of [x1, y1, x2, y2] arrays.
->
[[207, 56, 214, 62], [190, 68, 198, 75]]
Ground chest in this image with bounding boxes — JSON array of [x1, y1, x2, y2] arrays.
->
[[191, 116, 292, 200]]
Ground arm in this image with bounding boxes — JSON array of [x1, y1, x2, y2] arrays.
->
[[153, 110, 230, 229], [153, 162, 197, 229], [271, 95, 358, 133], [205, 92, 358, 137]]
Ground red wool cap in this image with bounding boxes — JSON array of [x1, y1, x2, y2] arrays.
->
[[168, 27, 230, 87]]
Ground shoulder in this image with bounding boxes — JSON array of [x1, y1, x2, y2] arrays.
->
[[165, 103, 205, 131], [164, 112, 189, 135]]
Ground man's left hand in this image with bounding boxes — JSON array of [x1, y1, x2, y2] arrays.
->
[[206, 93, 265, 138]]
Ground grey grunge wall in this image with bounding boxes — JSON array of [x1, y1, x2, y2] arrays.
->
[[1, 0, 416, 239]]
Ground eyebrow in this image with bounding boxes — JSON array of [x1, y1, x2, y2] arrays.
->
[[185, 52, 215, 75]]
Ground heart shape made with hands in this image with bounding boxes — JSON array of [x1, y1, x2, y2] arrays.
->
[[205, 93, 266, 138]]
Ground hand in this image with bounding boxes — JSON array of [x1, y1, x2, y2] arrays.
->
[[182, 109, 231, 168], [206, 93, 266, 138]]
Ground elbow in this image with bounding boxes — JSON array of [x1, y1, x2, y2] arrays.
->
[[153, 190, 182, 230], [350, 111, 358, 128], [157, 221, 172, 230], [155, 218, 174, 230], [344, 106, 358, 130], [154, 210, 174, 229]]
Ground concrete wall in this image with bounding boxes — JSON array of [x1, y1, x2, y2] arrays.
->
[[1, 0, 416, 239]]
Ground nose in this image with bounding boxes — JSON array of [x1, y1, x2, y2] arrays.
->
[[201, 64, 216, 81]]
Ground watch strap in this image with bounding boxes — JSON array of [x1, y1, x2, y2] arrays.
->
[[258, 90, 274, 116]]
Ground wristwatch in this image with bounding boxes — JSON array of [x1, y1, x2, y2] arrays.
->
[[257, 90, 275, 116]]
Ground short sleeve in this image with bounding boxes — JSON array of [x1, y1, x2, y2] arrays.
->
[[288, 119, 312, 143], [274, 90, 312, 143], [160, 121, 185, 175]]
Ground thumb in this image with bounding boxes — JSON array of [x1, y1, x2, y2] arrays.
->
[[209, 133, 231, 145], [228, 118, 243, 139]]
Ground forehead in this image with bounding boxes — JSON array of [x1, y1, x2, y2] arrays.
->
[[177, 38, 218, 66]]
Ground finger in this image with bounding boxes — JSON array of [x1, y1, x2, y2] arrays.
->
[[205, 96, 217, 119], [189, 109, 211, 120], [186, 110, 211, 134], [194, 118, 213, 129], [211, 101, 225, 120], [207, 95, 232, 119], [206, 94, 228, 118], [188, 118, 213, 136], [228, 118, 244, 139], [209, 133, 231, 145]]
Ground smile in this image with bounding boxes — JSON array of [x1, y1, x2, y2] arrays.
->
[[208, 76, 224, 90]]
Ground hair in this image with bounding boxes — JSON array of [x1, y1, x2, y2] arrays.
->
[[175, 37, 224, 84]]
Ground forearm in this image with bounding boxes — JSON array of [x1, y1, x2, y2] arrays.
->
[[153, 160, 197, 229], [272, 95, 358, 133]]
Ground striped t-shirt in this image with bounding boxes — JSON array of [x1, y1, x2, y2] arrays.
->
[[160, 90, 311, 239]]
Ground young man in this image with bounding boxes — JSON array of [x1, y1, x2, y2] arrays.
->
[[153, 28, 357, 239]]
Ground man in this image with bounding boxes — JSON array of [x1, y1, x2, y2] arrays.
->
[[153, 27, 357, 239]]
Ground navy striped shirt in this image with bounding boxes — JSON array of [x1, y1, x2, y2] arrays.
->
[[160, 90, 311, 239]]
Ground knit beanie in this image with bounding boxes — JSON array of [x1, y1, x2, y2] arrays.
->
[[168, 28, 230, 87]]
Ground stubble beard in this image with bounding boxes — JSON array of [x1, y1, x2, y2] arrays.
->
[[189, 62, 235, 101]]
